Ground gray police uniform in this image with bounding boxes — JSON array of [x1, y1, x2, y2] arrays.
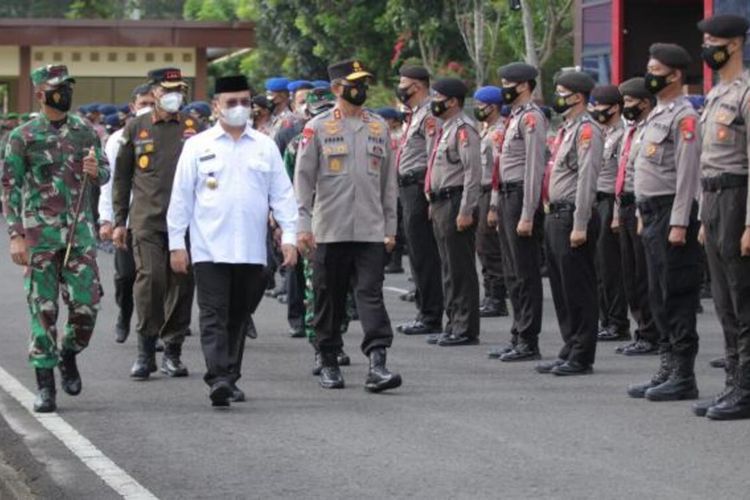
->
[[700, 77, 750, 388], [426, 112, 481, 340], [545, 112, 602, 367], [294, 107, 398, 355]]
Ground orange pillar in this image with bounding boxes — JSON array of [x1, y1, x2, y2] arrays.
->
[[703, 0, 714, 94], [194, 47, 207, 101], [18, 46, 31, 113]]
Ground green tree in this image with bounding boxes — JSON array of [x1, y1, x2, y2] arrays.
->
[[65, 0, 122, 19]]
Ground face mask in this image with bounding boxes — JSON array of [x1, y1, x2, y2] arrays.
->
[[341, 83, 368, 106], [159, 92, 183, 113], [702, 44, 731, 71], [135, 106, 152, 117], [622, 103, 643, 122], [551, 93, 573, 115], [44, 85, 73, 112], [431, 98, 449, 117], [589, 106, 615, 125], [502, 85, 519, 105], [221, 105, 251, 127], [396, 85, 415, 104], [644, 72, 671, 95], [473, 105, 491, 122]]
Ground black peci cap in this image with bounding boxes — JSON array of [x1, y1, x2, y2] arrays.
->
[[215, 75, 251, 94], [698, 14, 750, 39]]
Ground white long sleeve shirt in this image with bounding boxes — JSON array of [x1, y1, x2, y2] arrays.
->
[[98, 127, 124, 223], [167, 122, 297, 265]]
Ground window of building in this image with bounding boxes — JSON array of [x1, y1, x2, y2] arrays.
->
[[581, 0, 612, 84]]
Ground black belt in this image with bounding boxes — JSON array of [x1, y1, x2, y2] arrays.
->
[[701, 173, 748, 192], [596, 191, 616, 202], [481, 184, 492, 194], [398, 170, 426, 187], [618, 191, 636, 206], [428, 185, 464, 202], [548, 201, 575, 213], [499, 181, 523, 194], [637, 194, 674, 215]]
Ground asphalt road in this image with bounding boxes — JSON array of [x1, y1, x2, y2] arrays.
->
[[0, 222, 748, 500]]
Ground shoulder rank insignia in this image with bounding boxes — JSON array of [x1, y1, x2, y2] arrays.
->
[[368, 121, 383, 136], [679, 116, 697, 142]]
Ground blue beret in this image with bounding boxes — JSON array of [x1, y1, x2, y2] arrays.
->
[[98, 104, 118, 116], [687, 95, 706, 111], [287, 80, 314, 92], [375, 107, 402, 121], [189, 101, 211, 117], [473, 86, 503, 105], [104, 114, 121, 127], [312, 80, 330, 89], [500, 105, 511, 117], [265, 77, 290, 92], [88, 103, 102, 113]]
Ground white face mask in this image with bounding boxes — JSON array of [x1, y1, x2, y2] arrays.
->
[[135, 106, 152, 117], [159, 92, 183, 113], [221, 105, 251, 128]]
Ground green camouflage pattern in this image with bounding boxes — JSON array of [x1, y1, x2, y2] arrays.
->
[[303, 255, 351, 344], [31, 64, 76, 87]]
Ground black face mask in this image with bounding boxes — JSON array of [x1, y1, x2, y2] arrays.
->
[[341, 83, 368, 106], [551, 93, 573, 115], [702, 44, 731, 71], [622, 103, 644, 122], [502, 85, 519, 105], [589, 106, 615, 125], [44, 85, 73, 112], [396, 84, 415, 104], [431, 98, 449, 117], [644, 72, 671, 95], [473, 105, 492, 122]]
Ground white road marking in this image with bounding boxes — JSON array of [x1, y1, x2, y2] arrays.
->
[[384, 286, 409, 295], [0, 365, 158, 500]]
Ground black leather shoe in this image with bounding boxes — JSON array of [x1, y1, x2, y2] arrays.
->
[[552, 361, 593, 376], [115, 322, 130, 343], [210, 381, 233, 407], [131, 336, 157, 380], [245, 317, 258, 339], [399, 291, 416, 302], [623, 339, 658, 356], [319, 367, 345, 389], [706, 388, 750, 420], [426, 333, 449, 345], [364, 348, 402, 393], [615, 341, 637, 354], [693, 386, 735, 417], [535, 359, 564, 374], [396, 320, 416, 333], [229, 384, 246, 403], [33, 369, 56, 413], [488, 343, 516, 359], [289, 327, 305, 338], [402, 320, 442, 336], [162, 343, 189, 377], [598, 325, 631, 342], [479, 299, 509, 318], [709, 357, 726, 369], [500, 345, 541, 362], [312, 351, 322, 376], [437, 334, 479, 347], [384, 263, 404, 274], [337, 350, 350, 366], [58, 349, 82, 396], [645, 375, 699, 401]]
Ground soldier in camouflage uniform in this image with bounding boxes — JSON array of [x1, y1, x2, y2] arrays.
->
[[1, 65, 109, 413]]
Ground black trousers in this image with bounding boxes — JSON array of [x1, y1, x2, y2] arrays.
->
[[497, 187, 544, 345], [476, 188, 506, 300], [703, 186, 750, 374], [114, 230, 136, 329], [545, 208, 599, 366], [595, 194, 629, 331], [639, 198, 701, 357], [286, 259, 305, 330], [400, 182, 444, 326], [312, 242, 393, 355], [193, 263, 266, 387], [431, 195, 480, 339], [618, 203, 658, 343]]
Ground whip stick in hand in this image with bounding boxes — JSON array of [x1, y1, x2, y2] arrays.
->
[[64, 146, 94, 267]]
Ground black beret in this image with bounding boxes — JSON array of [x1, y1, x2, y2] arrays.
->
[[618, 77, 651, 99], [432, 78, 468, 99], [215, 75, 250, 94], [555, 71, 596, 94], [399, 65, 430, 81], [498, 62, 538, 82], [327, 59, 373, 82], [590, 85, 623, 106], [649, 43, 692, 69], [698, 14, 750, 38]]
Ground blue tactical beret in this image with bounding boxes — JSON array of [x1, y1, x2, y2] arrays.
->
[[189, 101, 212, 117], [98, 104, 118, 116], [287, 80, 314, 92], [375, 107, 403, 121], [473, 86, 503, 105], [265, 77, 290, 92], [312, 80, 330, 89], [118, 104, 130, 114], [104, 114, 121, 127], [687, 95, 706, 111]]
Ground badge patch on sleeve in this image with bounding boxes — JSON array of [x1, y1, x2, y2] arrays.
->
[[301, 127, 315, 148], [579, 123, 593, 150], [679, 116, 697, 142], [425, 117, 437, 137], [458, 127, 469, 148], [524, 113, 536, 132], [492, 129, 504, 147]]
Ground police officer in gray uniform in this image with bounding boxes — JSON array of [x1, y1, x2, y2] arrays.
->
[[488, 62, 547, 362], [693, 14, 750, 420], [536, 71, 602, 376], [394, 65, 444, 335], [590, 85, 630, 343], [626, 43, 702, 402], [424, 78, 482, 347], [295, 59, 402, 393]]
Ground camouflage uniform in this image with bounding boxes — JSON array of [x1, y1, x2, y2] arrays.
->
[[2, 111, 109, 369]]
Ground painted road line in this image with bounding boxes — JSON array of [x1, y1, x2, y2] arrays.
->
[[384, 286, 409, 295]]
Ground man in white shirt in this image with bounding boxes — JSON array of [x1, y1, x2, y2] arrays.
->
[[99, 83, 154, 343], [167, 75, 297, 407]]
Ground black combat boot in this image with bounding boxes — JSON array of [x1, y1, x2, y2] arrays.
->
[[364, 348, 402, 393], [33, 368, 56, 413], [58, 348, 82, 396], [319, 352, 344, 389], [162, 342, 189, 377], [627, 348, 672, 398], [645, 351, 699, 401], [130, 335, 157, 380], [337, 349, 351, 366], [706, 364, 750, 420], [693, 361, 736, 417]]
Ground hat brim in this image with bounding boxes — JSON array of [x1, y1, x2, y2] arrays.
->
[[47, 76, 76, 86], [345, 71, 373, 81], [160, 80, 187, 89]]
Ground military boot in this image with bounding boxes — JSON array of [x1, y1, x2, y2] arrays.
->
[[706, 364, 750, 420], [627, 348, 672, 398], [33, 368, 56, 413], [162, 342, 189, 377], [693, 361, 736, 417], [337, 349, 351, 366], [645, 351, 699, 401], [130, 335, 157, 380], [319, 352, 344, 389], [58, 348, 82, 396], [312, 349, 323, 376], [364, 348, 402, 393]]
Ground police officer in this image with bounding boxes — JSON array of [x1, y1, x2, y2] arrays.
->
[[2, 64, 109, 412], [295, 59, 401, 392], [424, 78, 481, 347], [113, 68, 206, 380], [488, 62, 547, 362], [626, 44, 702, 402], [611, 78, 659, 356], [394, 65, 444, 335], [472, 86, 509, 319], [536, 71, 602, 376], [693, 14, 750, 420], [589, 85, 630, 343], [266, 77, 300, 146]]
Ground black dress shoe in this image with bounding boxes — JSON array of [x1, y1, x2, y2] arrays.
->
[[552, 361, 593, 376], [437, 334, 479, 347], [622, 339, 658, 356], [709, 357, 726, 369], [426, 333, 449, 345], [535, 359, 565, 374], [289, 327, 305, 338], [229, 384, 246, 403], [210, 381, 233, 407], [402, 320, 441, 335], [58, 349, 82, 396], [500, 345, 541, 362], [162, 344, 189, 377], [399, 291, 416, 302], [487, 343, 516, 359], [479, 299, 509, 318], [319, 366, 345, 389]]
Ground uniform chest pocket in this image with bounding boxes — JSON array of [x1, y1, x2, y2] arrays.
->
[[26, 147, 56, 183], [322, 144, 348, 176], [366, 142, 386, 175], [714, 109, 739, 146], [441, 142, 460, 164], [556, 139, 578, 171], [641, 126, 670, 165], [197, 156, 223, 191]]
